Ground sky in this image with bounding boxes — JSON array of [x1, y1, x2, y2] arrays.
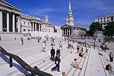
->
[[5, 0, 114, 29]]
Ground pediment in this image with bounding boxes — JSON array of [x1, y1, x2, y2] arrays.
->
[[0, 0, 21, 11]]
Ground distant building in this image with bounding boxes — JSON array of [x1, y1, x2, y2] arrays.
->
[[95, 14, 114, 29], [61, 0, 86, 38], [0, 0, 62, 40]]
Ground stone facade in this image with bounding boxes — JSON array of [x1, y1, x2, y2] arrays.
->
[[95, 14, 114, 29], [0, 0, 62, 39], [61, 0, 86, 38]]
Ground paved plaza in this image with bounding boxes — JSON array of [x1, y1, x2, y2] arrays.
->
[[0, 38, 114, 76]]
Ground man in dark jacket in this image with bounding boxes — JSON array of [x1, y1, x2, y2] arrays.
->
[[56, 48, 60, 56], [51, 53, 61, 72], [50, 47, 55, 60]]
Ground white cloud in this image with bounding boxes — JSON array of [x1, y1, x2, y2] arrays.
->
[[75, 18, 93, 28], [28, 8, 56, 16]]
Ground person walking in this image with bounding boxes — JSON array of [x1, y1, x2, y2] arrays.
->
[[56, 48, 60, 56], [59, 41, 63, 50], [50, 47, 55, 60], [51, 53, 61, 72], [37, 37, 40, 43], [42, 42, 46, 52], [20, 37, 24, 45], [109, 52, 114, 62], [70, 44, 74, 53]]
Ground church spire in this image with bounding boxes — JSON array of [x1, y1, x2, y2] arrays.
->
[[68, 0, 72, 14], [66, 0, 74, 26]]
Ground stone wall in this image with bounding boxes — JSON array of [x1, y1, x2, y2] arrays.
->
[[31, 31, 62, 38]]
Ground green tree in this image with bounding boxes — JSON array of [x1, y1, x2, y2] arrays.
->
[[103, 22, 114, 37], [88, 22, 103, 36]]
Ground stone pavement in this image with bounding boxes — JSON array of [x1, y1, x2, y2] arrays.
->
[[0, 38, 114, 76]]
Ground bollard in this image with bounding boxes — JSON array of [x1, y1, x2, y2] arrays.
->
[[10, 57, 12, 67]]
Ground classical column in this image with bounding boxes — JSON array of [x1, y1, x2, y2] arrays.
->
[[37, 23, 38, 31], [7, 12, 9, 32], [62, 29, 64, 36], [12, 14, 15, 32], [40, 24, 42, 31], [31, 22, 33, 31], [34, 23, 35, 31], [66, 29, 68, 36], [65, 29, 67, 36], [0, 10, 3, 32], [39, 24, 42, 32], [33, 22, 34, 31], [69, 29, 70, 37], [38, 24, 40, 31], [17, 16, 21, 32], [35, 23, 37, 31], [63, 29, 65, 35]]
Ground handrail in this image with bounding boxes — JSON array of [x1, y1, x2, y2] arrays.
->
[[0, 46, 53, 76]]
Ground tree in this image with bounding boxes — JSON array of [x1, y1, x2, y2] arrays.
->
[[103, 22, 114, 37], [88, 22, 103, 36]]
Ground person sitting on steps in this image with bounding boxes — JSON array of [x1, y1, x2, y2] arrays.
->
[[79, 51, 86, 58], [71, 58, 82, 70]]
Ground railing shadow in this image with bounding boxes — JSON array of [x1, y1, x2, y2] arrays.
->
[[0, 46, 52, 76], [0, 53, 29, 75]]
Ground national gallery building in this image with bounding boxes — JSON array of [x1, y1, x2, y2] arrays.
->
[[0, 0, 62, 40]]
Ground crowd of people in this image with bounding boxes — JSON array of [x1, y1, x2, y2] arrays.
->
[[10, 36, 114, 76]]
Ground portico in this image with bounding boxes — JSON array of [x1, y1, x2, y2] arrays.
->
[[61, 24, 72, 37], [0, 0, 21, 33], [31, 22, 42, 32]]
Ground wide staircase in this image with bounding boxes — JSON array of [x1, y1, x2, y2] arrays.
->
[[0, 38, 114, 76]]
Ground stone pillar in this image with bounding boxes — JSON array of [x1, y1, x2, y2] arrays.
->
[[69, 29, 70, 37], [69, 29, 71, 36], [63, 29, 65, 35], [66, 29, 67, 36], [7, 12, 9, 32], [38, 24, 40, 31], [32, 22, 34, 31], [62, 29, 64, 36], [0, 10, 3, 32], [35, 23, 37, 31], [40, 24, 42, 31], [65, 29, 67, 36], [39, 24, 41, 32], [37, 23, 38, 31], [31, 22, 33, 31], [17, 16, 21, 32], [12, 14, 15, 32]]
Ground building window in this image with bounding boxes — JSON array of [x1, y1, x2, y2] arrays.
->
[[104, 18, 105, 19], [28, 30, 30, 31], [104, 20, 105, 22], [28, 23, 29, 25], [107, 20, 109, 22], [101, 21, 102, 22], [24, 22, 25, 24], [107, 17, 109, 19], [101, 18, 102, 20], [98, 18, 99, 20]]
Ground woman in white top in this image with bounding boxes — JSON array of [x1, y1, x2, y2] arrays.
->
[[72, 58, 82, 70]]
